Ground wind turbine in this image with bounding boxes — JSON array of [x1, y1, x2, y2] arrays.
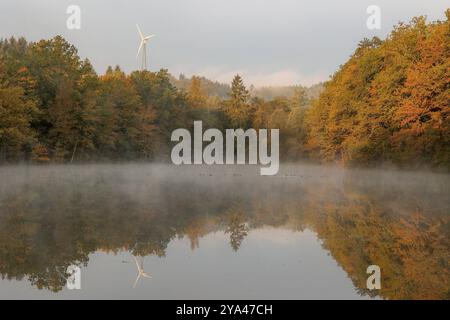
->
[[133, 256, 152, 288], [136, 24, 155, 71]]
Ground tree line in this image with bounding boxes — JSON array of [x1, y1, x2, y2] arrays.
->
[[0, 11, 448, 168]]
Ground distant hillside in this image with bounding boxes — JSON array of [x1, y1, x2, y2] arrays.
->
[[170, 73, 324, 101], [252, 83, 324, 101], [170, 74, 230, 98]]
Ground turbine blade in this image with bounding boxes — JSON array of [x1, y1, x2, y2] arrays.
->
[[133, 273, 141, 288], [133, 256, 140, 269], [142, 273, 152, 278], [136, 41, 144, 58], [136, 24, 144, 40], [144, 35, 155, 41]]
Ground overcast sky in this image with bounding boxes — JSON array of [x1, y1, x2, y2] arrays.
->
[[1, 0, 448, 86]]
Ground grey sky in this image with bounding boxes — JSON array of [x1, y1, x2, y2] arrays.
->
[[1, 0, 448, 86]]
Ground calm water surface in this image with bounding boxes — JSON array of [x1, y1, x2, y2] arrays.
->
[[0, 164, 448, 299]]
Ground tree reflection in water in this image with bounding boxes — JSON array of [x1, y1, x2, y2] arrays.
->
[[0, 164, 448, 299]]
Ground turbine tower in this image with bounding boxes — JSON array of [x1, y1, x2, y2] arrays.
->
[[136, 24, 155, 71]]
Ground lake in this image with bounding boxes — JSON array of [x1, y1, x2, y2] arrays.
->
[[0, 164, 448, 299]]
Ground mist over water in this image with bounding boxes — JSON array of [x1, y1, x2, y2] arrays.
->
[[0, 163, 448, 299]]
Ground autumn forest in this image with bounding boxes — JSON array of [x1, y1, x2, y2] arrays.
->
[[0, 12, 449, 169]]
